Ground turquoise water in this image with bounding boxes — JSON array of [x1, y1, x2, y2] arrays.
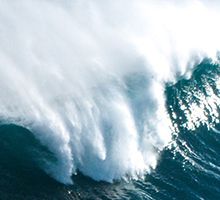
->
[[0, 60, 219, 199]]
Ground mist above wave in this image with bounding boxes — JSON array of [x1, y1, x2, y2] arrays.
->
[[0, 0, 220, 184]]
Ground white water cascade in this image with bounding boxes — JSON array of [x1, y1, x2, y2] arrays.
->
[[0, 0, 220, 184]]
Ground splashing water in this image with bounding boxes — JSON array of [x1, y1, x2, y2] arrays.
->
[[0, 0, 220, 184]]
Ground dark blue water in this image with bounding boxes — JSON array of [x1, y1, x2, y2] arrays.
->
[[0, 59, 219, 200]]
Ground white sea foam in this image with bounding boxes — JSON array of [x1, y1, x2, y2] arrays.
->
[[0, 0, 220, 184]]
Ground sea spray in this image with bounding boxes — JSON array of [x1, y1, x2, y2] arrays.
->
[[0, 0, 220, 184]]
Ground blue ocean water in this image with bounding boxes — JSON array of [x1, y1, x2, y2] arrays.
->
[[0, 60, 219, 200]]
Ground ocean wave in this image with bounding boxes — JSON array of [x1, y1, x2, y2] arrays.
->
[[0, 0, 220, 184]]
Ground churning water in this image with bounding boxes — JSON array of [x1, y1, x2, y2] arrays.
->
[[0, 0, 219, 199]]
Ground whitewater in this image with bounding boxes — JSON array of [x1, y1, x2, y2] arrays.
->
[[0, 0, 220, 185]]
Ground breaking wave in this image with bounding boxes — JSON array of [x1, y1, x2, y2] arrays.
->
[[0, 0, 220, 184]]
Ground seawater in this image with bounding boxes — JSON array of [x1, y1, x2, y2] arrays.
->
[[0, 1, 219, 199]]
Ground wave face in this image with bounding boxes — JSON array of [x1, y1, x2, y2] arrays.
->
[[0, 0, 220, 185]]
